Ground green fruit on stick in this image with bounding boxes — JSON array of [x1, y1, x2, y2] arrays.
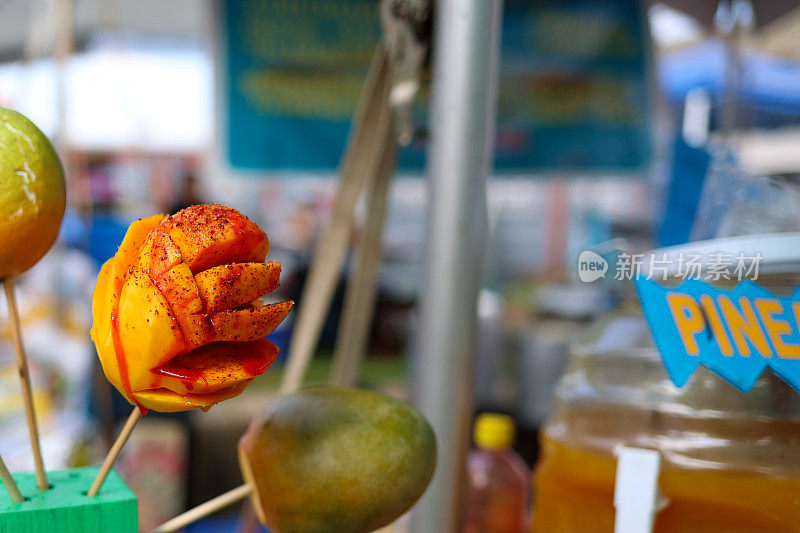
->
[[0, 107, 66, 279], [238, 386, 437, 533]]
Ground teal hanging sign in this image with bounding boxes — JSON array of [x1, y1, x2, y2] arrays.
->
[[635, 278, 800, 393], [223, 0, 649, 172]]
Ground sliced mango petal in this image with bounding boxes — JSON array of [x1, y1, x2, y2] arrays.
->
[[91, 258, 114, 335], [153, 339, 279, 395], [113, 214, 166, 278], [138, 229, 183, 280], [94, 257, 134, 402], [194, 262, 281, 314], [211, 301, 294, 342], [154, 263, 212, 347], [118, 267, 187, 392], [132, 381, 252, 412], [91, 258, 127, 398], [160, 204, 269, 273]]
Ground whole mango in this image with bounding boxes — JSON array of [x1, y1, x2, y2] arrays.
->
[[238, 386, 437, 533], [90, 204, 293, 412], [0, 107, 66, 278]]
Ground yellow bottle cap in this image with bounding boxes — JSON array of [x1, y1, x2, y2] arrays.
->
[[473, 413, 515, 449]]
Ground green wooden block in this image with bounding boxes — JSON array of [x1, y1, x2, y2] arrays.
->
[[0, 466, 137, 533]]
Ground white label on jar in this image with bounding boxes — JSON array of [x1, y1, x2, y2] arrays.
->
[[614, 446, 661, 533]]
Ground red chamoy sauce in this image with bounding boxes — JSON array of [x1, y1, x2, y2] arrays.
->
[[240, 346, 275, 376], [111, 310, 147, 415], [153, 339, 278, 393]]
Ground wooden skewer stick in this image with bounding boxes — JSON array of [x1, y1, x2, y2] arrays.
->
[[0, 452, 24, 503], [87, 406, 142, 496], [4, 279, 48, 490], [151, 484, 253, 533]]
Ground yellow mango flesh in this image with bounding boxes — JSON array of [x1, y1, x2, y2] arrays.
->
[[114, 215, 167, 278], [92, 215, 167, 404], [117, 267, 186, 393], [195, 262, 282, 314], [134, 381, 252, 413], [91, 259, 125, 399]]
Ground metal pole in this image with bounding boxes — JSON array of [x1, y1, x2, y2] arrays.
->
[[411, 0, 503, 531]]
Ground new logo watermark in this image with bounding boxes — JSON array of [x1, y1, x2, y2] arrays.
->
[[577, 250, 608, 282], [577, 250, 762, 283]]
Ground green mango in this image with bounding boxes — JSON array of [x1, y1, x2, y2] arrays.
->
[[238, 386, 436, 533], [0, 107, 65, 278]]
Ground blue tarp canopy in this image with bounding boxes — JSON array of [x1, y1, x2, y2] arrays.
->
[[658, 40, 800, 127]]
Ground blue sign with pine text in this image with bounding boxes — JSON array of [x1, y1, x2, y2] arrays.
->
[[635, 278, 800, 393]]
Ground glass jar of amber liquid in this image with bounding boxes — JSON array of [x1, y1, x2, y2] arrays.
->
[[531, 239, 800, 533]]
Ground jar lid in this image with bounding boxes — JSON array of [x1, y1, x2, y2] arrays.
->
[[642, 232, 800, 278], [535, 283, 609, 319]]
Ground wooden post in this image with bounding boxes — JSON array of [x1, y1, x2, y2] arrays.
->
[[281, 45, 394, 393], [4, 279, 48, 490], [330, 137, 397, 387]]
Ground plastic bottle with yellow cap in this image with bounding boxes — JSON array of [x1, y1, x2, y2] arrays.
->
[[464, 413, 530, 533]]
